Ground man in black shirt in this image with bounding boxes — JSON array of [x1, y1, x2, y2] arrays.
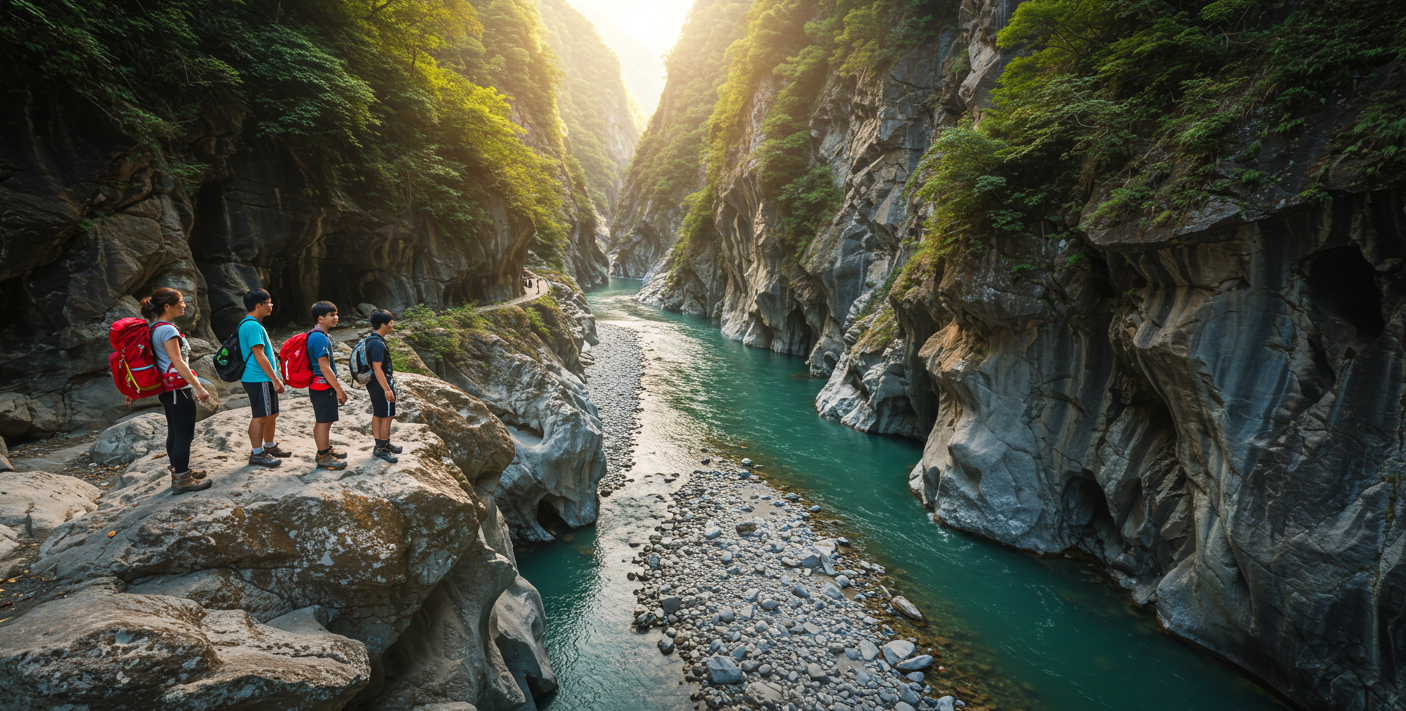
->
[[366, 309, 400, 463]]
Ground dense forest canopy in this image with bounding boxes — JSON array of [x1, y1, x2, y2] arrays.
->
[[536, 0, 641, 213], [899, 0, 1406, 295], [663, 0, 945, 268], [0, 0, 599, 268]]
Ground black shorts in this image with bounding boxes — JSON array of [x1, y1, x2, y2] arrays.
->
[[243, 381, 280, 418], [368, 380, 396, 418], [310, 388, 339, 423]]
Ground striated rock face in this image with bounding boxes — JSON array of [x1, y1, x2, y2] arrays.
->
[[0, 91, 598, 436], [409, 283, 607, 543], [1, 376, 555, 710], [907, 188, 1406, 711], [614, 0, 1406, 707]]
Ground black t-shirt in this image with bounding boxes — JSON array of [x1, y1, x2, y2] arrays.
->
[[366, 334, 394, 380]]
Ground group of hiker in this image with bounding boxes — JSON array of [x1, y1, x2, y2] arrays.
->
[[123, 287, 400, 494]]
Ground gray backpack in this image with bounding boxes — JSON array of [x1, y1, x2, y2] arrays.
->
[[349, 335, 377, 385]]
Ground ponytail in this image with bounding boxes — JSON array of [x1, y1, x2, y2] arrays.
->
[[141, 288, 183, 320]]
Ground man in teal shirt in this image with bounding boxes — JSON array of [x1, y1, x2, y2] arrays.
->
[[238, 289, 288, 468]]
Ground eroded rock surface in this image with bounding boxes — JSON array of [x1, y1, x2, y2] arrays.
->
[[2, 376, 554, 711], [0, 583, 370, 711], [410, 283, 607, 542]]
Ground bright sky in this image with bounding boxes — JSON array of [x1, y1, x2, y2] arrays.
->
[[564, 0, 694, 57]]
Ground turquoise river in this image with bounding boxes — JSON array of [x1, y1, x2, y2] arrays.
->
[[518, 278, 1291, 711]]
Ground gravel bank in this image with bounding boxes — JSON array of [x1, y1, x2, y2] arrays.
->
[[629, 456, 967, 711], [586, 322, 645, 496]]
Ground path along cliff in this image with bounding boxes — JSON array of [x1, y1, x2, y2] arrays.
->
[[608, 0, 1406, 708]]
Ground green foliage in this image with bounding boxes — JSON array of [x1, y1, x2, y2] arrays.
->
[[623, 0, 751, 205], [536, 0, 639, 212], [906, 0, 1406, 269], [0, 0, 582, 290], [777, 165, 843, 251], [665, 0, 946, 267]]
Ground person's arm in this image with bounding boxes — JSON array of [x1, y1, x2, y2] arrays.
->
[[250, 344, 285, 393], [372, 360, 395, 402], [163, 338, 209, 402], [318, 355, 348, 404]]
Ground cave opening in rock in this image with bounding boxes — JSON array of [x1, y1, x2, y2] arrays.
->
[[786, 307, 816, 355], [1305, 246, 1385, 341], [535, 498, 570, 538], [1062, 474, 1118, 547]]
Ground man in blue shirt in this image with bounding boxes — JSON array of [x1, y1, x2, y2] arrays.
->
[[239, 289, 287, 468], [308, 301, 349, 471]]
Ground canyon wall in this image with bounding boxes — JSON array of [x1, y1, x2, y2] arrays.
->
[[612, 0, 1406, 708]]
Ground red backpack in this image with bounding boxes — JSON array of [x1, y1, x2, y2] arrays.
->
[[108, 318, 163, 400], [279, 331, 315, 389]]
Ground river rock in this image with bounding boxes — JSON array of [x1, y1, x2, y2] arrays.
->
[[892, 596, 923, 621], [0, 471, 100, 539], [0, 584, 370, 711], [859, 639, 880, 661], [735, 521, 757, 533], [896, 655, 934, 671], [661, 596, 683, 615], [882, 640, 915, 665], [805, 662, 828, 681], [935, 696, 956, 711], [706, 655, 744, 685], [88, 413, 165, 466]]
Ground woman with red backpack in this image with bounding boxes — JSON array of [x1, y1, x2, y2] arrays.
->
[[141, 288, 212, 494]]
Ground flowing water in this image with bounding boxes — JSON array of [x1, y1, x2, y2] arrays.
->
[[518, 278, 1290, 711]]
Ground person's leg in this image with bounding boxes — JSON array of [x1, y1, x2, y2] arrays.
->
[[161, 391, 178, 460], [171, 390, 196, 473], [248, 416, 264, 451], [314, 421, 330, 451], [265, 412, 278, 449]]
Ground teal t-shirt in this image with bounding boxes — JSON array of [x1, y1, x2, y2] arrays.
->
[[238, 316, 276, 383]]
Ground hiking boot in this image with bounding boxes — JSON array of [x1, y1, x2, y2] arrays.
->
[[386, 442, 404, 454], [326, 446, 349, 460], [316, 452, 348, 470], [168, 465, 207, 479], [373, 446, 399, 464], [249, 452, 282, 468], [264, 444, 293, 458], [171, 469, 212, 494]]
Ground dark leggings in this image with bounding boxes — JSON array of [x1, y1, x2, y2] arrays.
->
[[159, 389, 197, 473]]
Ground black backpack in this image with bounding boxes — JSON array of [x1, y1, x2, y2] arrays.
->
[[212, 317, 251, 382]]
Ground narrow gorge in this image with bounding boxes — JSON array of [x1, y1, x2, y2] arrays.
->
[[1, 0, 1402, 710]]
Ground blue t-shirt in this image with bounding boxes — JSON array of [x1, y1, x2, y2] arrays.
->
[[238, 317, 275, 383], [308, 328, 336, 389]]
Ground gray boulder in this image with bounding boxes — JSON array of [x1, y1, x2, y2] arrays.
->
[[0, 585, 369, 711], [706, 655, 744, 685], [0, 471, 100, 538]]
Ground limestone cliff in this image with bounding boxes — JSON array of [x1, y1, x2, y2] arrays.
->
[[605, 0, 751, 278], [613, 0, 1406, 708], [398, 283, 607, 543]]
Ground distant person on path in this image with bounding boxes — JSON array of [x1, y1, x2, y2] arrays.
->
[[365, 309, 400, 463], [308, 301, 349, 471], [240, 289, 287, 468], [141, 287, 211, 494]]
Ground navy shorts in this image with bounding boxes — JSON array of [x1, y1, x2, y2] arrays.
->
[[310, 388, 339, 423], [368, 380, 396, 418], [243, 381, 279, 418]]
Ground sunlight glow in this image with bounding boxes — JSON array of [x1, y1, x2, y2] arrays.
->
[[565, 0, 693, 57]]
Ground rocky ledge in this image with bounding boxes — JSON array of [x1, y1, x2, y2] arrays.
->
[[631, 458, 964, 711], [0, 374, 554, 711]]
